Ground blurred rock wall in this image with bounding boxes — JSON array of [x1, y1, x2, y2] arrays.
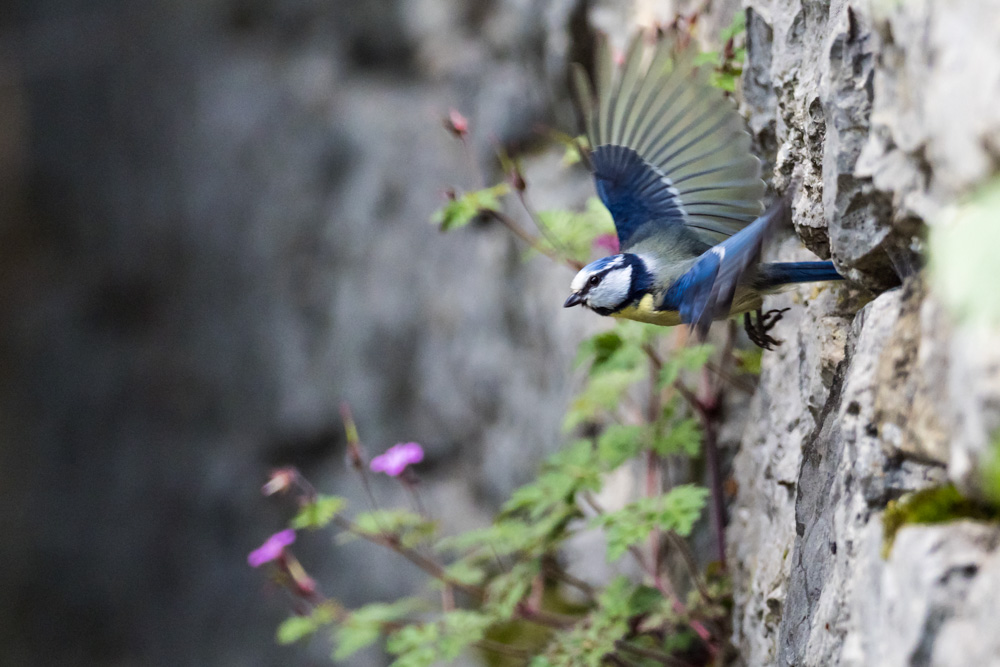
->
[[4, 0, 1000, 665], [728, 0, 1000, 665], [0, 0, 599, 664]]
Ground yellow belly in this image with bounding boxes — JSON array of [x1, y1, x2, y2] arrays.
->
[[611, 291, 765, 327], [612, 294, 684, 326]]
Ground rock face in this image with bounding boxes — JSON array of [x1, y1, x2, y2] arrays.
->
[[729, 0, 1000, 665]]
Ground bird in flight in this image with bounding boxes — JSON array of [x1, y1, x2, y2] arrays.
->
[[563, 34, 842, 348]]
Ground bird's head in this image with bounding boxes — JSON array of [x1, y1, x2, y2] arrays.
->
[[564, 254, 651, 316]]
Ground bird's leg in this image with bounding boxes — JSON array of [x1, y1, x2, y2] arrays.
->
[[743, 307, 790, 350]]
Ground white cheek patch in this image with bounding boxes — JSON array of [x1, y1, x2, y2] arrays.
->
[[570, 255, 626, 293], [588, 266, 633, 309]]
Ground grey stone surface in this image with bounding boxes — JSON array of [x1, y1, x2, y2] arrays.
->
[[731, 0, 1000, 665]]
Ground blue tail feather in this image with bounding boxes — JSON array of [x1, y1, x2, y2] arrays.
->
[[759, 261, 843, 288]]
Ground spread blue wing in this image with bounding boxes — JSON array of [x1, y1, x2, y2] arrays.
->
[[572, 35, 765, 250], [661, 196, 790, 339]]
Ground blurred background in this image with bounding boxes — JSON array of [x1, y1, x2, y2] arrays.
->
[[1, 0, 728, 664], [9, 0, 1000, 665]]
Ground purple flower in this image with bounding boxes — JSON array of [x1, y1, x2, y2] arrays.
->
[[248, 529, 296, 567], [370, 442, 424, 477], [593, 233, 619, 254]]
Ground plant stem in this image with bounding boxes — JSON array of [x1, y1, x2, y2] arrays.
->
[[474, 638, 533, 659], [485, 209, 583, 270], [614, 639, 696, 667], [665, 530, 713, 605], [333, 515, 485, 601], [515, 603, 578, 629], [701, 322, 736, 569], [673, 374, 726, 569], [460, 135, 486, 190], [516, 189, 576, 261], [542, 560, 597, 603]]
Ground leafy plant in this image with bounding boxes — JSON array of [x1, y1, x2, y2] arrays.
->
[[251, 17, 759, 666]]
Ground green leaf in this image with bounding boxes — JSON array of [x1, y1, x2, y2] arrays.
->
[[549, 132, 589, 166], [485, 560, 541, 619], [733, 347, 763, 376], [277, 604, 337, 645], [532, 198, 616, 264], [341, 510, 437, 549], [352, 598, 426, 625], [652, 417, 702, 457], [497, 440, 600, 549], [441, 558, 487, 587], [984, 431, 1000, 507], [432, 184, 511, 231], [439, 610, 491, 659], [386, 623, 439, 667], [332, 599, 425, 661], [591, 485, 709, 561], [709, 69, 741, 93], [626, 584, 664, 617], [930, 176, 1000, 325], [290, 494, 346, 530], [596, 424, 645, 468], [564, 367, 646, 431], [332, 624, 381, 660], [277, 616, 319, 645], [721, 11, 747, 41], [436, 519, 535, 558], [538, 576, 661, 666], [658, 344, 714, 389], [383, 612, 492, 667]]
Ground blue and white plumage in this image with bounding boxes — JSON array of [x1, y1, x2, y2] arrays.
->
[[563, 35, 843, 346]]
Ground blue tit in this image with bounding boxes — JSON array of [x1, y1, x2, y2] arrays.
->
[[563, 35, 843, 347]]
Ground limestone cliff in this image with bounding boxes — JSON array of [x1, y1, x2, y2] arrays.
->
[[729, 0, 1000, 664]]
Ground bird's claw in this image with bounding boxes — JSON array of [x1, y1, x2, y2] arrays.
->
[[743, 307, 790, 350]]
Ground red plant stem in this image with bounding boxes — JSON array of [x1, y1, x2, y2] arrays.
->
[[459, 136, 486, 190], [614, 639, 698, 667], [645, 345, 665, 592], [516, 189, 575, 262], [485, 209, 583, 270], [332, 514, 484, 601]]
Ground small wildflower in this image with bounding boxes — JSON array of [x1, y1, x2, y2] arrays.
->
[[593, 233, 620, 254], [444, 109, 469, 138], [370, 442, 424, 477], [248, 529, 296, 567], [262, 468, 297, 496]]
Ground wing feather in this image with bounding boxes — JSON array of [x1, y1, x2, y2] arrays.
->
[[660, 194, 791, 338], [573, 34, 765, 248]]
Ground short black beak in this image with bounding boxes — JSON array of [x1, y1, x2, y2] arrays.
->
[[564, 293, 583, 308]]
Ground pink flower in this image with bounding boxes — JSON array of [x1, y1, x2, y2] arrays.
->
[[593, 233, 619, 254], [247, 529, 296, 567], [370, 442, 424, 477], [445, 109, 469, 138], [261, 467, 296, 496]]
